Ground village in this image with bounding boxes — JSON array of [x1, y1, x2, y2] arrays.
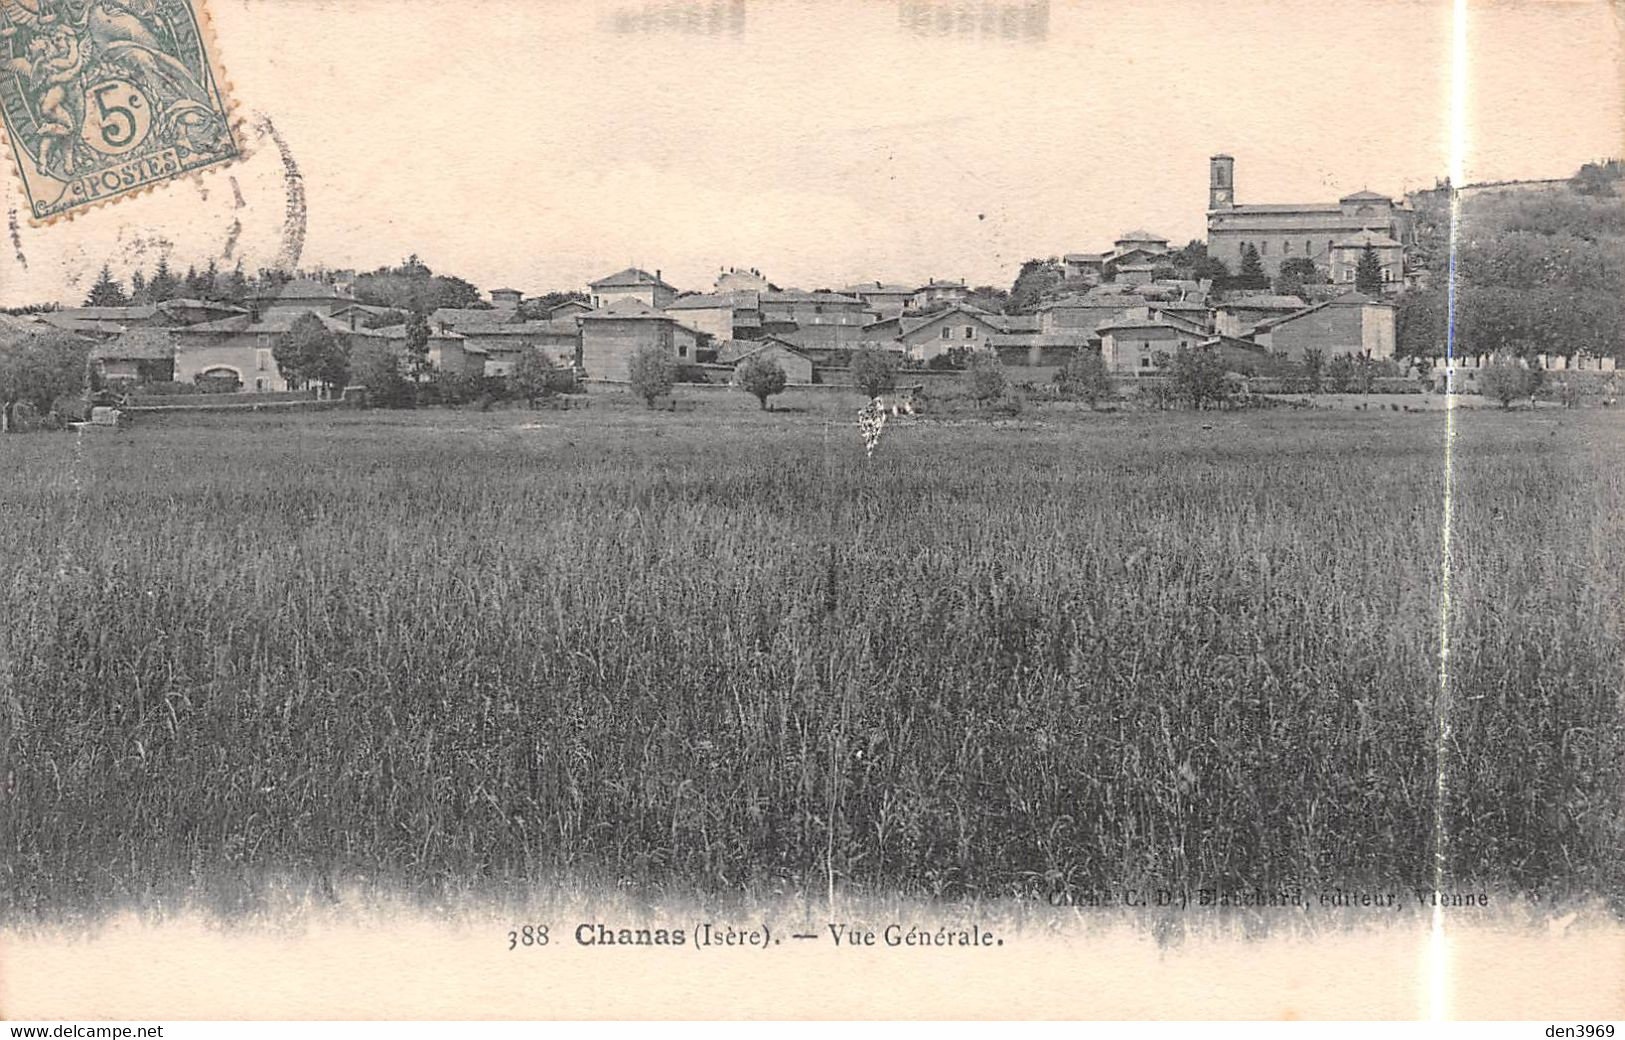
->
[[1, 154, 1620, 425]]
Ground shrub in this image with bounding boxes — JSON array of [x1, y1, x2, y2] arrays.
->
[[850, 348, 898, 400], [1054, 350, 1112, 408], [961, 352, 1006, 408], [1479, 356, 1542, 409], [628, 343, 679, 408], [735, 354, 788, 410]]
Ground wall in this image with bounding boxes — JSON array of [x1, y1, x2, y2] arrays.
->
[[581, 319, 672, 381], [900, 315, 996, 360], [1101, 327, 1192, 373], [173, 337, 289, 392], [1265, 304, 1363, 361]]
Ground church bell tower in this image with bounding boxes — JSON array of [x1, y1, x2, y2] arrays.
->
[[1209, 154, 1235, 210]]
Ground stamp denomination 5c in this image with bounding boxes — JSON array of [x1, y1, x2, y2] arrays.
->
[[0, 0, 238, 223]]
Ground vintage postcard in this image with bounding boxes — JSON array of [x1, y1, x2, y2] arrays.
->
[[0, 0, 1622, 1025]]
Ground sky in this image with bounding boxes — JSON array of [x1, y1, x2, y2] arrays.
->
[[1, 0, 1621, 305]]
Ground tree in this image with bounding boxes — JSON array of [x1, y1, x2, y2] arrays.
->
[[222, 262, 249, 306], [84, 265, 129, 307], [1054, 349, 1112, 408], [0, 330, 90, 429], [147, 257, 180, 302], [183, 264, 211, 299], [736, 353, 788, 410], [1170, 346, 1230, 409], [850, 347, 898, 399], [1479, 355, 1540, 409], [517, 291, 590, 320], [1191, 254, 1230, 282], [961, 352, 1005, 407], [402, 313, 432, 380], [128, 269, 148, 305], [513, 348, 566, 406], [963, 285, 1011, 313], [1007, 258, 1065, 313], [1239, 243, 1264, 280], [1355, 244, 1384, 295], [350, 344, 413, 408], [273, 312, 350, 392], [627, 342, 678, 407], [1274, 257, 1321, 297], [1324, 353, 1356, 392], [352, 257, 484, 314], [1396, 288, 1446, 358], [1300, 348, 1324, 393]]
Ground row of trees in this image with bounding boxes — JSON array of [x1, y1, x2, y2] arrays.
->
[[84, 258, 257, 308]]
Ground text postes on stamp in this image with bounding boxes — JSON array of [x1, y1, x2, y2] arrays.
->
[[0, 0, 238, 224]]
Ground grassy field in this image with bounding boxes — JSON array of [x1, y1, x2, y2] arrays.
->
[[1, 391, 1621, 919]]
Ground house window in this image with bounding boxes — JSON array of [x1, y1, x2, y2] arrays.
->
[[1305, 239, 1313, 255], [940, 328, 952, 340], [255, 377, 265, 391], [679, 343, 688, 358], [1260, 241, 1269, 255], [256, 348, 270, 371], [1140, 356, 1152, 368], [964, 326, 975, 339], [1283, 240, 1292, 254]]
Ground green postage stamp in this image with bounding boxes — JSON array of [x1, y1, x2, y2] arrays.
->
[[0, 0, 238, 223]]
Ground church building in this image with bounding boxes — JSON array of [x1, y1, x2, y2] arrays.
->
[[1205, 155, 1414, 288]]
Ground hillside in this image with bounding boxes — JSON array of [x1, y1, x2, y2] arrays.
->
[[1399, 163, 1625, 358]]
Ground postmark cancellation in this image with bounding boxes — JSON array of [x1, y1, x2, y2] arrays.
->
[[0, 0, 238, 223]]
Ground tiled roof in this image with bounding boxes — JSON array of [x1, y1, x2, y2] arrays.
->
[[714, 338, 810, 365], [429, 306, 509, 329], [589, 267, 674, 290], [90, 328, 175, 360], [1339, 190, 1390, 201], [55, 304, 159, 321], [1249, 292, 1388, 333], [460, 320, 579, 337], [372, 324, 466, 340], [173, 311, 383, 337], [916, 279, 967, 290], [666, 291, 760, 310], [1218, 295, 1307, 311], [579, 301, 676, 321], [760, 290, 865, 305], [1095, 317, 1193, 335], [1062, 253, 1109, 263], [1116, 229, 1168, 242], [839, 282, 915, 295]]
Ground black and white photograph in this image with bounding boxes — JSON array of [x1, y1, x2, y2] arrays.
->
[[0, 0, 1621, 1025]]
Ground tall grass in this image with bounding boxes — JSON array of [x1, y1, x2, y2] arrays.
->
[[1, 403, 1620, 918]]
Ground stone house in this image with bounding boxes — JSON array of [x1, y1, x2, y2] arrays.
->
[[588, 267, 678, 310], [715, 337, 815, 384], [665, 291, 763, 342], [1097, 317, 1204, 374], [897, 305, 1007, 361], [1248, 292, 1397, 361], [91, 328, 175, 383], [579, 302, 694, 381], [838, 282, 917, 321]]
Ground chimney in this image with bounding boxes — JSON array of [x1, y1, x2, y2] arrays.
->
[[656, 269, 662, 283]]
